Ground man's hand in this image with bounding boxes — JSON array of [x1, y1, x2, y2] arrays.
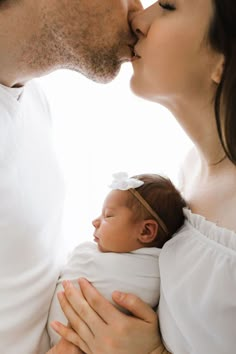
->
[[46, 338, 83, 354]]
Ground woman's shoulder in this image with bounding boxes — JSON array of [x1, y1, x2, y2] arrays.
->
[[159, 210, 236, 354], [179, 148, 236, 232], [162, 207, 236, 258], [160, 208, 236, 307]]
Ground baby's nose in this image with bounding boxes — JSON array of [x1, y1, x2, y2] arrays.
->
[[92, 217, 100, 228]]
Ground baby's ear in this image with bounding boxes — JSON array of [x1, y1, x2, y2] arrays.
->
[[138, 220, 158, 244], [211, 54, 224, 84]]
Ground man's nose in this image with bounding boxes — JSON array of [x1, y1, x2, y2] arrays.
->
[[130, 0, 143, 12]]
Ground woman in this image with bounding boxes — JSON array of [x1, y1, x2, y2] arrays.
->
[[51, 0, 236, 353]]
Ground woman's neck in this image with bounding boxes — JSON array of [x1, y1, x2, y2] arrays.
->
[[166, 94, 226, 168]]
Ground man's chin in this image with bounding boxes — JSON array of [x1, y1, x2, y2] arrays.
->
[[70, 59, 122, 84], [87, 66, 122, 84]]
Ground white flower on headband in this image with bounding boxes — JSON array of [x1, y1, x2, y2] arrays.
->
[[109, 172, 144, 190]]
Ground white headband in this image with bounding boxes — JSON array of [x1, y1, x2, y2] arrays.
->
[[109, 172, 168, 235]]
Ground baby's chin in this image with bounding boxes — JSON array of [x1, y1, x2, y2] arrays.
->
[[97, 243, 106, 253]]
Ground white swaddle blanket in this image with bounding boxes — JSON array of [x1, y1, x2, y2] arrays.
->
[[48, 241, 161, 346]]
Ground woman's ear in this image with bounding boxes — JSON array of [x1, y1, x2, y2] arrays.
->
[[211, 54, 225, 84], [138, 220, 158, 244]]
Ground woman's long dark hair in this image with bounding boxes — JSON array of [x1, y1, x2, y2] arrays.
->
[[209, 1, 236, 164]]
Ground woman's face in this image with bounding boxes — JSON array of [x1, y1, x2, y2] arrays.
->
[[130, 0, 220, 106]]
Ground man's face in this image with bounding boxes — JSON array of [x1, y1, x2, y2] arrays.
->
[[41, 0, 143, 83]]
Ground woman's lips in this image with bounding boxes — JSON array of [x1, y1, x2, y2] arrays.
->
[[128, 45, 141, 61], [130, 45, 141, 61]]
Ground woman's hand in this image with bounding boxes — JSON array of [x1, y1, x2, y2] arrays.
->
[[50, 278, 166, 354], [46, 338, 83, 354]]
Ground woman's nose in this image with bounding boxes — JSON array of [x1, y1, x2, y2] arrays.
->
[[130, 4, 156, 38]]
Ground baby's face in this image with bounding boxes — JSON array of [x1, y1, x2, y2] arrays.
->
[[92, 190, 143, 252]]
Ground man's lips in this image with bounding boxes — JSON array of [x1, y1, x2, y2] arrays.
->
[[129, 45, 141, 61], [118, 44, 141, 63]]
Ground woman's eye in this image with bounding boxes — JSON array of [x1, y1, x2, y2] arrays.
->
[[158, 2, 175, 10]]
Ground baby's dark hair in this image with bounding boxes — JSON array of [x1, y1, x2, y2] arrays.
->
[[127, 174, 186, 248]]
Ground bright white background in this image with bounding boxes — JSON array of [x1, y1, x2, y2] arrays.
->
[[38, 1, 192, 253]]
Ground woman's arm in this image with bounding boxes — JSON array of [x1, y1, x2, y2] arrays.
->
[[50, 278, 170, 354]]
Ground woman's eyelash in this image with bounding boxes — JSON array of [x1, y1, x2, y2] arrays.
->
[[158, 2, 176, 10]]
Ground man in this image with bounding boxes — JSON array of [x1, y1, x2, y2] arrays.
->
[[0, 1, 142, 353]]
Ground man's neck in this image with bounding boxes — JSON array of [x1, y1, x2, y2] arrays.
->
[[0, 1, 46, 87]]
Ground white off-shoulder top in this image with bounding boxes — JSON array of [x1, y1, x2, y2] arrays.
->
[[159, 208, 236, 354]]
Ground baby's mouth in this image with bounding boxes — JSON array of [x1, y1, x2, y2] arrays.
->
[[93, 234, 99, 242]]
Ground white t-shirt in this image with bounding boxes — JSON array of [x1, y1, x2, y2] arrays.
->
[[159, 208, 236, 354], [0, 81, 65, 354], [48, 241, 161, 346]]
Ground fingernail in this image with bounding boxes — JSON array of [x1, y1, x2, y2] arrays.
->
[[51, 321, 59, 330], [62, 280, 72, 289], [113, 291, 125, 301], [57, 291, 64, 301], [62, 280, 67, 289], [50, 321, 60, 333]]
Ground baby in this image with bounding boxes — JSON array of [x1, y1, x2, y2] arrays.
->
[[48, 172, 186, 345]]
